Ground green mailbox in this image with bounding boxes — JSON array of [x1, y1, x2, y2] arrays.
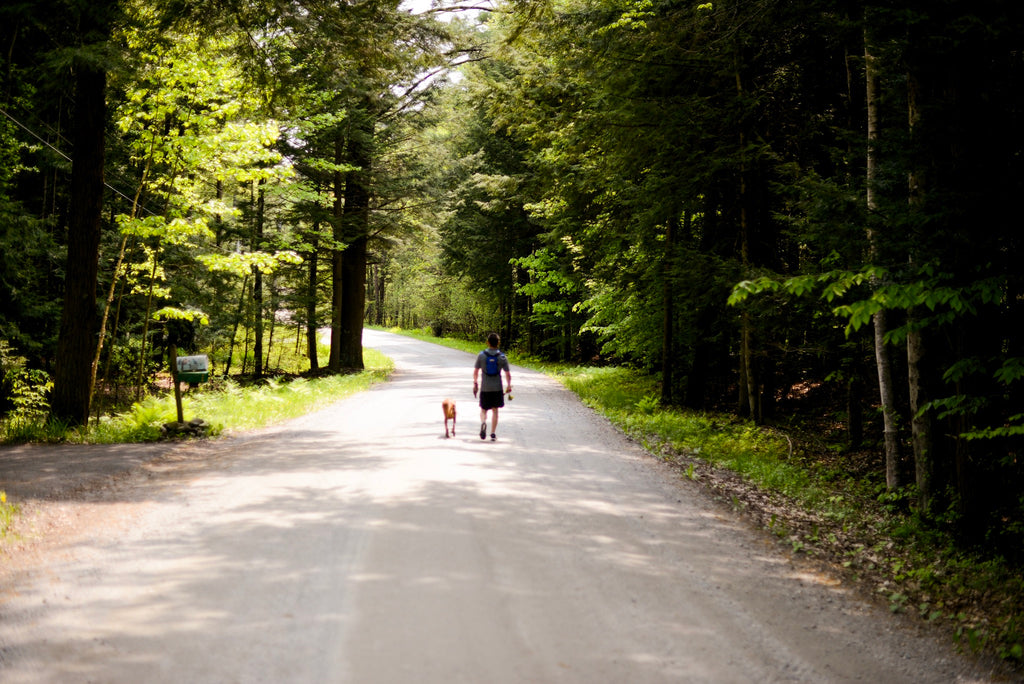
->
[[176, 354, 210, 384]]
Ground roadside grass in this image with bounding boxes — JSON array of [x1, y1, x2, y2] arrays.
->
[[86, 347, 394, 443], [385, 326, 483, 354], [384, 327, 1023, 669], [557, 365, 831, 507], [0, 347, 393, 445]]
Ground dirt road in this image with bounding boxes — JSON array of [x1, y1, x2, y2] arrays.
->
[[0, 330, 1001, 682]]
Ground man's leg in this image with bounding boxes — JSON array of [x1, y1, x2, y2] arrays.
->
[[480, 408, 488, 440], [490, 409, 499, 439]]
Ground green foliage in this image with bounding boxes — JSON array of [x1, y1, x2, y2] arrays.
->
[[0, 341, 56, 442], [0, 203, 62, 363], [0, 419, 69, 445], [85, 348, 393, 443], [635, 393, 660, 416], [4, 368, 53, 424], [510, 245, 584, 356], [197, 251, 303, 278], [423, 53, 548, 346], [92, 398, 178, 443]]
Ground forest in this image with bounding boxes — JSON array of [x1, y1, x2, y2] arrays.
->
[[2, 0, 1023, 581]]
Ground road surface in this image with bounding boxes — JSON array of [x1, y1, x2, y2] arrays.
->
[[0, 330, 998, 682]]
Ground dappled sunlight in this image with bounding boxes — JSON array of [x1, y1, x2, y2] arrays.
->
[[0, 332, 971, 683]]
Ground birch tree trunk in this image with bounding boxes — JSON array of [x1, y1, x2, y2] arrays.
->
[[865, 28, 902, 489], [133, 254, 159, 400], [735, 62, 758, 422]]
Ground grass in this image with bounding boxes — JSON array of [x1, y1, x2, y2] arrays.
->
[[87, 347, 394, 443], [0, 347, 393, 445], [558, 365, 831, 506], [383, 326, 485, 354]]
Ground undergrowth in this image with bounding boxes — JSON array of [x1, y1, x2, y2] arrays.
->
[[0, 349, 393, 445], [86, 347, 393, 443]]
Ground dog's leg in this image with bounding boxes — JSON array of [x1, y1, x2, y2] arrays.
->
[[443, 399, 457, 438]]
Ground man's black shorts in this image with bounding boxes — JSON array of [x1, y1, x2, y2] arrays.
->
[[479, 390, 505, 410]]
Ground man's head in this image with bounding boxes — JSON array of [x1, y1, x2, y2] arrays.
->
[[487, 332, 500, 348]]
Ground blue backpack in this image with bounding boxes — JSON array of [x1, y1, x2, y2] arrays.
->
[[484, 351, 502, 376]]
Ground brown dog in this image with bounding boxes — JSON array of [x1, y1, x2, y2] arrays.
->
[[442, 398, 457, 438]]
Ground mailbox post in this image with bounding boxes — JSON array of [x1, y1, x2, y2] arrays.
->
[[169, 345, 210, 424]]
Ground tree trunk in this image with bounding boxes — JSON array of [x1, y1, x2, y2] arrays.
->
[[338, 117, 373, 370], [907, 54, 939, 514], [169, 343, 183, 424], [252, 181, 265, 379], [907, 319, 935, 512], [241, 319, 252, 375], [735, 61, 758, 422], [329, 133, 345, 371], [96, 274, 127, 420], [865, 30, 902, 489], [371, 261, 387, 327], [339, 234, 367, 369], [267, 277, 278, 372], [50, 61, 107, 426], [306, 229, 320, 372], [848, 372, 864, 450], [660, 212, 679, 406], [224, 276, 248, 378], [134, 254, 160, 401], [91, 233, 129, 402]]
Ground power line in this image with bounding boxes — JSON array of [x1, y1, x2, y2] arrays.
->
[[0, 104, 71, 162], [0, 104, 157, 216]]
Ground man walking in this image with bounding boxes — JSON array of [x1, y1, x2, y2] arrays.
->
[[473, 332, 512, 441]]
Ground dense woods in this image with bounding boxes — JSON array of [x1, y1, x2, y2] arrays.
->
[[2, 0, 1023, 574]]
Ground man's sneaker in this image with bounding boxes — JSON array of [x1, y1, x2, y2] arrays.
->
[[480, 422, 487, 440], [490, 433, 496, 442]]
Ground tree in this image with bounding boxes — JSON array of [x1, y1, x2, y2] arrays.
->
[[864, 18, 900, 489], [50, 0, 120, 426]]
